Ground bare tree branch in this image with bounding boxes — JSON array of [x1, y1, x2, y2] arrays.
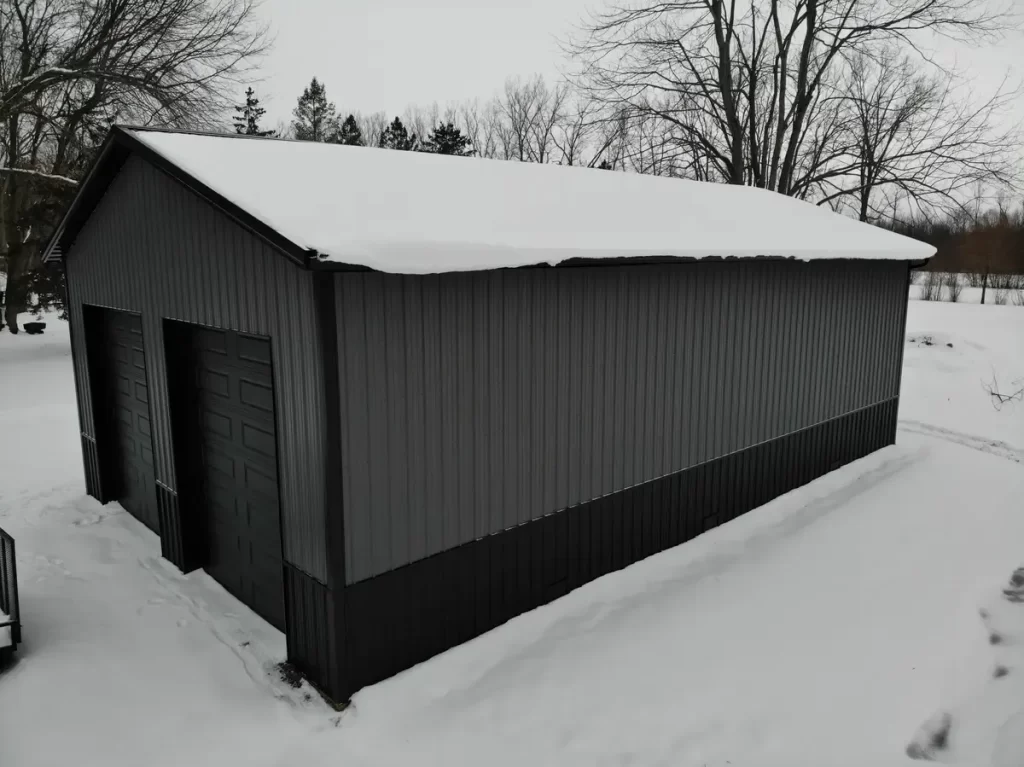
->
[[565, 0, 1018, 198], [0, 165, 77, 185], [1, 0, 269, 331]]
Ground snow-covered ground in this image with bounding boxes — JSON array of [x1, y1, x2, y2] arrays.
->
[[0, 302, 1022, 767], [908, 278, 1024, 306]]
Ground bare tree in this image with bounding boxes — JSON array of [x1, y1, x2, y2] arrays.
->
[[458, 99, 500, 159], [496, 76, 571, 163], [568, 0, 1011, 194], [1, 0, 268, 332], [813, 50, 1021, 221], [551, 95, 596, 166], [402, 102, 441, 145], [355, 111, 389, 149], [546, 95, 632, 168]]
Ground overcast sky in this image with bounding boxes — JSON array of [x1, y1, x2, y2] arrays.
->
[[254, 0, 1024, 132]]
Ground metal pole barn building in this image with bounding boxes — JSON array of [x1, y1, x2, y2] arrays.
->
[[44, 127, 933, 702]]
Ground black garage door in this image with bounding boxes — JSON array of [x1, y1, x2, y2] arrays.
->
[[170, 325, 285, 630], [88, 308, 158, 532]]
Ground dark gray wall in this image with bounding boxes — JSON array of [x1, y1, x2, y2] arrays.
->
[[66, 154, 328, 582], [336, 260, 908, 583]]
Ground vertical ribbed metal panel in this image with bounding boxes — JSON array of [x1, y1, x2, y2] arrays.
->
[[336, 259, 908, 583], [339, 396, 897, 698], [64, 154, 327, 581]]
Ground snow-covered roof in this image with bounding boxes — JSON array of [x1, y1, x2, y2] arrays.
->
[[118, 129, 932, 272]]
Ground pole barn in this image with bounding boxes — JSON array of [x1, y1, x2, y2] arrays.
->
[[44, 127, 933, 702]]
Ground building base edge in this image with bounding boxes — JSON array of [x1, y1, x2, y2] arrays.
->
[[333, 397, 899, 698]]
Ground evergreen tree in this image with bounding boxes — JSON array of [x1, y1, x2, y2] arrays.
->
[[423, 122, 473, 156], [292, 77, 340, 142], [378, 116, 418, 151], [338, 114, 364, 146], [233, 87, 276, 136]]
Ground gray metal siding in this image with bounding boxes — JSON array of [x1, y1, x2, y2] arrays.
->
[[65, 154, 328, 581], [337, 259, 908, 584]]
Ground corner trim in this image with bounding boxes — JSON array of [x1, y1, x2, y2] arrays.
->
[[893, 262, 912, 420], [312, 272, 346, 589], [305, 270, 348, 698]]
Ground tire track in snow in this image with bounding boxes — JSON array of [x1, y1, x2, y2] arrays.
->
[[898, 420, 1023, 464]]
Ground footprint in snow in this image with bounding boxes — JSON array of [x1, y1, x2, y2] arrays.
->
[[72, 514, 106, 526], [136, 596, 169, 615], [906, 712, 952, 761], [907, 566, 1024, 763]]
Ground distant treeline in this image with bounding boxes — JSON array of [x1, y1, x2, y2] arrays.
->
[[883, 203, 1024, 275]]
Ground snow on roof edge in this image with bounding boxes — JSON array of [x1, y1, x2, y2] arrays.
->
[[312, 242, 932, 276]]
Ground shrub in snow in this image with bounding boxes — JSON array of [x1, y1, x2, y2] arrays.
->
[[943, 273, 964, 302], [982, 374, 1024, 411], [1012, 290, 1024, 308], [994, 289, 1009, 305], [992, 273, 1024, 290], [920, 272, 942, 301]]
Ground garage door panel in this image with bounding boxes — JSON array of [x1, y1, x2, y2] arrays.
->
[[243, 463, 278, 499], [200, 408, 234, 439], [172, 324, 284, 631], [237, 334, 272, 364], [208, 507, 241, 536], [194, 326, 229, 351], [90, 308, 158, 533], [196, 360, 269, 386], [201, 450, 278, 510], [197, 367, 231, 397], [239, 378, 274, 412], [203, 451, 237, 483], [209, 510, 242, 537], [241, 422, 276, 458], [116, 406, 132, 427], [201, 440, 275, 477], [247, 509, 283, 545]]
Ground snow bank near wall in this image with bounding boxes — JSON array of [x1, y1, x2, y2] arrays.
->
[[129, 130, 934, 273]]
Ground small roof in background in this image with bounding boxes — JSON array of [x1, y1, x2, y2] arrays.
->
[[54, 127, 936, 272]]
